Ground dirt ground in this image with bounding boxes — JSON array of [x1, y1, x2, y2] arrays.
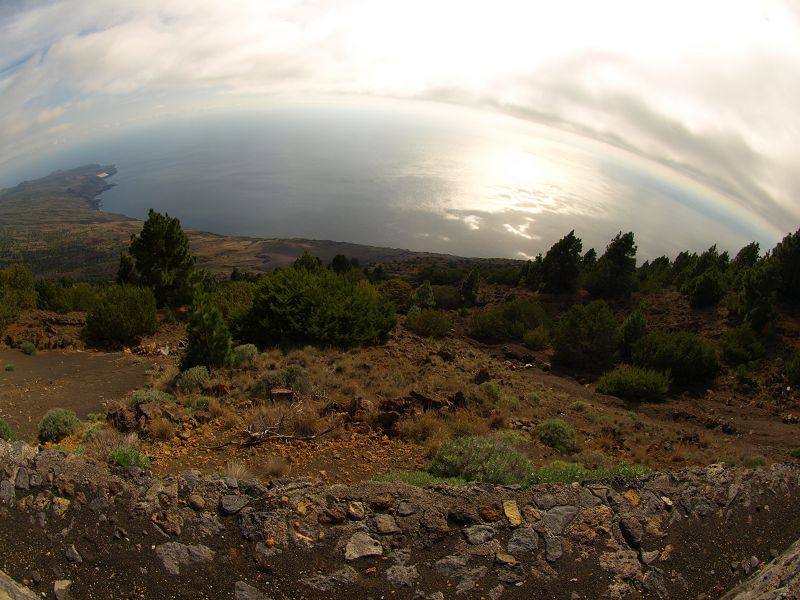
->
[[0, 348, 152, 440]]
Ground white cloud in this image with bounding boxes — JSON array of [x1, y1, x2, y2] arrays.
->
[[0, 0, 798, 230]]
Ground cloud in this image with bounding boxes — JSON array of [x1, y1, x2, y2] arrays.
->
[[0, 0, 797, 237]]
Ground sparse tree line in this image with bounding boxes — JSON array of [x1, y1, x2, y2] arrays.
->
[[1, 209, 800, 401]]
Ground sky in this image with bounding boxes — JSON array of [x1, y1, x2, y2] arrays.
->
[[1, 0, 799, 236]]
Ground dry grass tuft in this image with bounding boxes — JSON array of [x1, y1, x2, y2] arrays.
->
[[82, 428, 139, 460], [258, 454, 290, 478], [149, 417, 175, 441], [223, 460, 253, 480]]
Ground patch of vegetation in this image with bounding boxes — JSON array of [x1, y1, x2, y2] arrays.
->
[[85, 284, 159, 346], [38, 408, 81, 443], [552, 300, 617, 370], [108, 446, 151, 469], [535, 418, 577, 453], [684, 270, 725, 308], [720, 324, 765, 365], [491, 429, 530, 446], [129, 389, 175, 409], [181, 296, 235, 370], [378, 278, 413, 313], [526, 461, 650, 485], [185, 396, 211, 411], [789, 448, 800, 459], [0, 265, 36, 332], [242, 268, 396, 347], [405, 308, 450, 338], [523, 325, 550, 350], [0, 418, 16, 441], [376, 470, 466, 487], [787, 351, 800, 388], [596, 365, 671, 401], [585, 231, 637, 299], [461, 269, 480, 306], [36, 280, 101, 313], [427, 436, 533, 485], [540, 230, 583, 292], [431, 285, 461, 309], [469, 299, 549, 342], [719, 454, 767, 469], [773, 228, 800, 303], [4, 364, 14, 372], [20, 341, 37, 355], [251, 364, 311, 398], [175, 366, 211, 392], [632, 330, 719, 383], [619, 304, 647, 360], [233, 343, 259, 366]]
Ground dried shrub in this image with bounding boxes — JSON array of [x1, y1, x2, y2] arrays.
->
[[148, 417, 175, 441]]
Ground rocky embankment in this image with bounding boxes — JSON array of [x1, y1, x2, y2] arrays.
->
[[1, 440, 799, 599]]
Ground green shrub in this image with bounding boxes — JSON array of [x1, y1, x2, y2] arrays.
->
[[212, 280, 258, 326], [181, 296, 235, 370], [405, 308, 450, 338], [85, 285, 158, 346], [720, 324, 765, 365], [469, 300, 549, 342], [38, 408, 81, 443], [535, 418, 577, 453], [684, 270, 725, 308], [412, 281, 436, 309], [461, 269, 480, 306], [787, 352, 800, 387], [523, 325, 550, 350], [376, 470, 466, 487], [431, 285, 461, 309], [0, 418, 16, 441], [108, 446, 151, 469], [233, 343, 259, 366], [20, 341, 37, 355], [736, 260, 779, 330], [480, 380, 503, 401], [378, 278, 413, 313], [427, 436, 533, 485], [129, 389, 174, 409], [619, 305, 647, 359], [491, 429, 530, 446], [175, 366, 210, 392], [596, 366, 671, 401], [242, 269, 396, 346], [773, 228, 800, 302], [789, 448, 800, 459], [0, 265, 36, 332], [527, 461, 649, 485], [552, 300, 617, 370], [187, 396, 212, 411], [251, 365, 310, 397], [36, 281, 101, 313], [632, 330, 719, 383], [585, 232, 637, 299], [4, 364, 14, 372], [540, 230, 583, 292]]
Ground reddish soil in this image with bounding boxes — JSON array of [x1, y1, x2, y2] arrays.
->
[[0, 348, 152, 440]]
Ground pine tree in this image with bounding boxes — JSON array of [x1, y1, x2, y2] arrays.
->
[[181, 296, 235, 370], [461, 269, 480, 306]]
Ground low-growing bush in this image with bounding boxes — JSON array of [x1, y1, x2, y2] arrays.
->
[[552, 301, 617, 370], [85, 285, 158, 346], [251, 364, 311, 398], [535, 418, 576, 453], [789, 448, 800, 459], [233, 343, 259, 366], [129, 389, 175, 409], [684, 271, 725, 308], [787, 352, 800, 387], [185, 396, 212, 411], [632, 330, 719, 383], [619, 305, 647, 360], [0, 418, 16, 441], [20, 341, 37, 355], [427, 436, 533, 485], [38, 408, 81, 443], [175, 366, 210, 392], [523, 325, 550, 350], [720, 324, 765, 365], [526, 461, 650, 485], [108, 446, 150, 469], [405, 308, 450, 338], [469, 299, 549, 342], [596, 365, 671, 401], [4, 364, 14, 372], [431, 285, 461, 309], [396, 413, 444, 444], [181, 297, 235, 370]]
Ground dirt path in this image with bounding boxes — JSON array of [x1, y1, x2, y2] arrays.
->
[[0, 349, 153, 440]]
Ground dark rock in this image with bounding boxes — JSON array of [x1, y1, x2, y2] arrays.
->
[[386, 564, 419, 587], [464, 524, 496, 545], [155, 542, 214, 576], [14, 467, 29, 490], [396, 501, 416, 516], [545, 537, 563, 562], [303, 567, 357, 592], [619, 516, 643, 548], [234, 581, 268, 600], [435, 555, 469, 577], [64, 544, 82, 565], [448, 508, 477, 525], [219, 494, 249, 515], [540, 506, 580, 536], [508, 527, 539, 555]]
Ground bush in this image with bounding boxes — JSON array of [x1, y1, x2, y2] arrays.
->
[[378, 279, 413, 313], [431, 285, 461, 309], [535, 418, 576, 453], [108, 446, 151, 469], [523, 325, 550, 350], [4, 364, 14, 372], [251, 365, 311, 398], [233, 343, 259, 366], [526, 461, 650, 485], [0, 265, 36, 332], [596, 366, 671, 401], [85, 285, 158, 346], [0, 418, 16, 441], [632, 330, 719, 383], [175, 366, 210, 392], [789, 448, 800, 459], [242, 269, 396, 346], [585, 232, 637, 299], [619, 305, 647, 360], [788, 352, 800, 387], [406, 308, 450, 338], [427, 436, 533, 485], [38, 408, 81, 443], [720, 324, 765, 365], [552, 301, 617, 370], [461, 269, 480, 306], [212, 280, 258, 326], [181, 297, 235, 370], [685, 270, 725, 308], [469, 300, 549, 342], [20, 341, 37, 355], [540, 230, 583, 292], [773, 228, 800, 303], [736, 260, 778, 330]]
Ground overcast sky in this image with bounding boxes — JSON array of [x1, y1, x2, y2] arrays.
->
[[1, 0, 798, 232]]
